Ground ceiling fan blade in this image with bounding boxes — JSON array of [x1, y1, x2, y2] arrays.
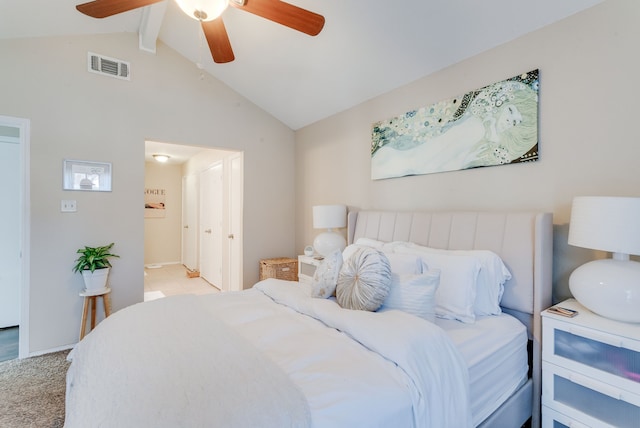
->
[[231, 0, 325, 36], [76, 0, 165, 18], [202, 19, 235, 64]]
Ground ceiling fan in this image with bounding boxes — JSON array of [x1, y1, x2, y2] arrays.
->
[[75, 0, 325, 63]]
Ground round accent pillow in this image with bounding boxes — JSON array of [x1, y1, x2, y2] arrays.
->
[[336, 247, 392, 311]]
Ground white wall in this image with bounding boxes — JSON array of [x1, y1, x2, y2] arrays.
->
[[0, 33, 296, 354], [294, 0, 640, 303]]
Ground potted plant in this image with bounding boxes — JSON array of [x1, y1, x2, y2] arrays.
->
[[73, 243, 119, 291]]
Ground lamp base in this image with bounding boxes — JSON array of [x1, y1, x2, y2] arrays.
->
[[569, 259, 640, 323], [313, 231, 346, 258]]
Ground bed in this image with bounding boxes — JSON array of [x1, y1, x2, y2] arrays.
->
[[64, 209, 552, 428]]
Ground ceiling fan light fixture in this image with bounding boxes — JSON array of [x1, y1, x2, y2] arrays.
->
[[175, 0, 229, 21]]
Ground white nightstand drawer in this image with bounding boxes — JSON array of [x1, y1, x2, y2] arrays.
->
[[543, 361, 640, 427], [543, 314, 640, 395], [542, 406, 589, 428], [298, 255, 321, 286], [299, 261, 318, 278]]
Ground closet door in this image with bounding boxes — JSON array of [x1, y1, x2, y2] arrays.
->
[[199, 163, 223, 288], [0, 131, 20, 328]]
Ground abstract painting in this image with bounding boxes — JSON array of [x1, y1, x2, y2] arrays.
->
[[371, 70, 539, 180]]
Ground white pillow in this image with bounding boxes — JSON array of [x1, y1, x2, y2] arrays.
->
[[354, 237, 385, 248], [396, 243, 511, 315], [379, 270, 440, 323], [341, 244, 361, 261], [394, 246, 481, 323], [310, 249, 343, 299], [336, 247, 391, 311], [384, 252, 426, 275], [465, 250, 511, 315], [347, 241, 425, 275]]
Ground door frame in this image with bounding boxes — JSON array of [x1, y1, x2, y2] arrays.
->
[[225, 152, 243, 291], [181, 174, 199, 271], [0, 115, 30, 359]]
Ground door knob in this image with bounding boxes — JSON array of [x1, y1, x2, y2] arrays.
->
[[228, 234, 234, 239], [184, 225, 189, 229], [205, 229, 212, 234]]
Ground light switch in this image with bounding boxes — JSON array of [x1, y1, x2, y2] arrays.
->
[[61, 200, 77, 212]]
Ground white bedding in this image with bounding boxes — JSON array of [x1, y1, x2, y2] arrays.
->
[[436, 313, 528, 426], [66, 279, 471, 428]]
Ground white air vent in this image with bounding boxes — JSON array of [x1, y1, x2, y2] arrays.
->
[[88, 52, 130, 80]]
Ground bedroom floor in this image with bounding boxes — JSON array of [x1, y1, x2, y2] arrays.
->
[[144, 264, 219, 300]]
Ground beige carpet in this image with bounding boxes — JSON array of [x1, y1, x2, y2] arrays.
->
[[0, 350, 70, 428]]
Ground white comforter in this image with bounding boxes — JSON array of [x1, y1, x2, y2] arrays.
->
[[65, 279, 471, 427]]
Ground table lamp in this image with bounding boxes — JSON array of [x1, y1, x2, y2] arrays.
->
[[312, 205, 347, 257], [568, 196, 640, 322]]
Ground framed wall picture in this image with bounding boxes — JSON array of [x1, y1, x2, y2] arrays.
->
[[371, 69, 539, 180], [63, 159, 112, 192], [144, 188, 166, 218]]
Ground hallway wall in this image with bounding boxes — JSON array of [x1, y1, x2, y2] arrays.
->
[[144, 161, 183, 265]]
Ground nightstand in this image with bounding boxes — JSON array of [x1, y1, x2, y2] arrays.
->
[[297, 255, 322, 286], [541, 298, 640, 427]]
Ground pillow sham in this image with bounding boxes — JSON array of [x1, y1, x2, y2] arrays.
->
[[395, 242, 511, 315], [354, 237, 385, 248], [378, 270, 440, 323], [394, 246, 481, 323], [384, 252, 426, 275], [345, 242, 425, 275], [310, 249, 343, 299], [341, 244, 358, 262], [336, 247, 391, 311]]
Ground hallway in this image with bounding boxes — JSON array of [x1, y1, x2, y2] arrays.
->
[[144, 263, 219, 300]]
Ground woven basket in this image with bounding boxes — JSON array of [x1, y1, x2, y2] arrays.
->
[[259, 257, 298, 281]]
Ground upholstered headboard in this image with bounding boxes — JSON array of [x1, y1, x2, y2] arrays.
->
[[347, 210, 553, 427], [348, 210, 552, 331]]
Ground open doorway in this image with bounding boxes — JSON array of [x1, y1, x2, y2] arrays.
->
[[144, 140, 243, 299], [0, 115, 30, 360]]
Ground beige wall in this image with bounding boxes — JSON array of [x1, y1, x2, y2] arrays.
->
[[0, 33, 295, 354], [295, 0, 640, 304], [144, 161, 183, 265]]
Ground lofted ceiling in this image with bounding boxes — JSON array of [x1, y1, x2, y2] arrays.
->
[[1, 0, 603, 133]]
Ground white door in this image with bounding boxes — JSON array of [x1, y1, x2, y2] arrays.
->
[[0, 131, 20, 328], [0, 115, 29, 358], [200, 163, 223, 288], [181, 174, 199, 271], [227, 153, 243, 291]]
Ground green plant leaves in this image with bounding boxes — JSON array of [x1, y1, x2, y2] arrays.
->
[[72, 243, 119, 273]]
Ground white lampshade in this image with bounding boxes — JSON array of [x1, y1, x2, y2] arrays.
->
[[312, 205, 347, 257], [313, 205, 347, 229], [175, 0, 229, 21], [568, 196, 640, 322], [569, 196, 640, 255]]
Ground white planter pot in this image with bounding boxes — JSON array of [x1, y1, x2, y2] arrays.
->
[[81, 268, 110, 291]]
